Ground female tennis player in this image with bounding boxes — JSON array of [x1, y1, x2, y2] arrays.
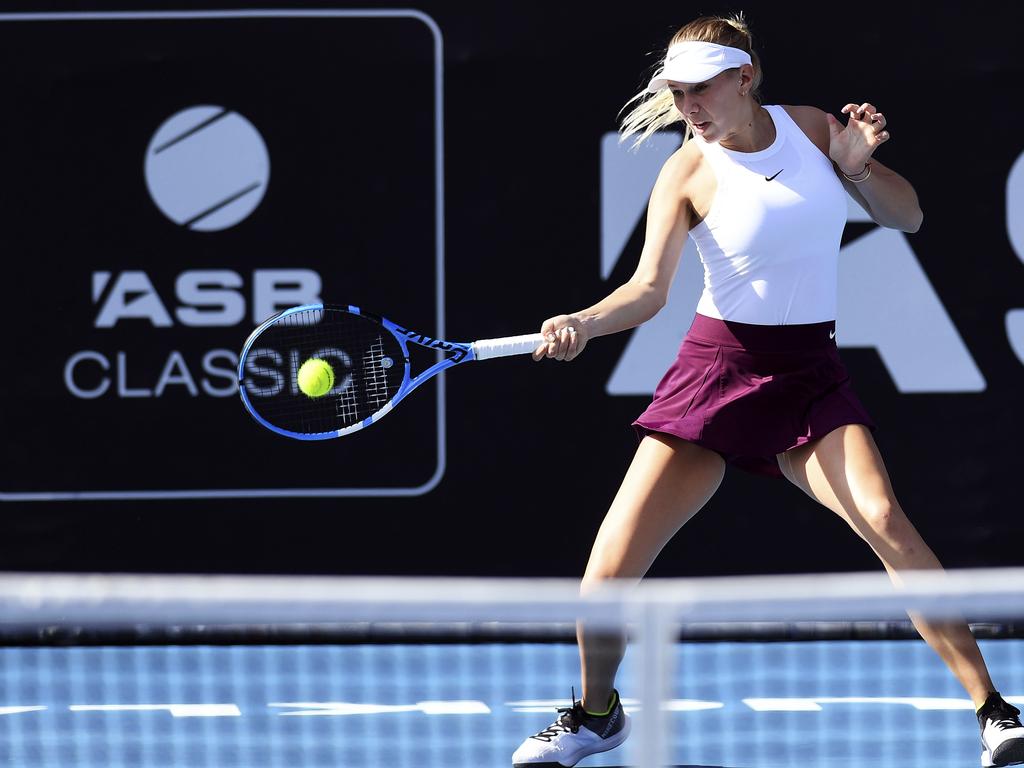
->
[[513, 13, 1024, 768]]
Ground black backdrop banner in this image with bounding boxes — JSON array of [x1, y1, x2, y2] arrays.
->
[[0, 2, 1021, 577]]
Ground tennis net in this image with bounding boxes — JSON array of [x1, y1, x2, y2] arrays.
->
[[0, 569, 1022, 768]]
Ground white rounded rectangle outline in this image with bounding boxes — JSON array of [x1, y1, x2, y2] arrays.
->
[[0, 9, 445, 501]]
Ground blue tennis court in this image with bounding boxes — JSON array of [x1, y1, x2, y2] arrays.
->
[[1, 639, 1020, 768]]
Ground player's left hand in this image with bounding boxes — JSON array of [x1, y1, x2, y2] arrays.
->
[[826, 102, 889, 176]]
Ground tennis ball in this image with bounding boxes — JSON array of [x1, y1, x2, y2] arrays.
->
[[297, 358, 335, 398]]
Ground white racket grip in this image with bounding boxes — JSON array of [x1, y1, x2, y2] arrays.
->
[[471, 333, 547, 360]]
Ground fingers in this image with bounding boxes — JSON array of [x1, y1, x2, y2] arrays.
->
[[841, 102, 877, 120], [560, 326, 577, 361], [532, 318, 557, 360], [531, 324, 580, 361], [547, 326, 577, 361], [870, 111, 889, 142], [839, 102, 890, 143]]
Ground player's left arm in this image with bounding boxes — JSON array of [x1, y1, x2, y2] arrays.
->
[[786, 104, 923, 233], [823, 102, 923, 233]]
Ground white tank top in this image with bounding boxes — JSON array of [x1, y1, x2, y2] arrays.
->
[[689, 104, 847, 325]]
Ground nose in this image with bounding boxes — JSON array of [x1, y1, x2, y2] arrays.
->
[[675, 92, 699, 116]]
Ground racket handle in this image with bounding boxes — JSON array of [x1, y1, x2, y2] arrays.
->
[[472, 333, 547, 360]]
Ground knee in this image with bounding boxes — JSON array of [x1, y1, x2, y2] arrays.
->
[[581, 538, 650, 590], [580, 571, 640, 598], [859, 497, 905, 539]]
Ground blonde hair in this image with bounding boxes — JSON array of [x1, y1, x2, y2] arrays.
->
[[618, 12, 763, 152]]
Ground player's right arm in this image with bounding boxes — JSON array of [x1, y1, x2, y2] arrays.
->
[[533, 143, 699, 362]]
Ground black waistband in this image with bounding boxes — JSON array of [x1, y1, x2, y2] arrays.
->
[[686, 312, 836, 352]]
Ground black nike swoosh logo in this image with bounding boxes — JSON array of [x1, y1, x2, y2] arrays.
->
[[765, 169, 783, 181]]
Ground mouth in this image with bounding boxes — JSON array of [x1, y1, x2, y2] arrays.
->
[[692, 121, 710, 133]]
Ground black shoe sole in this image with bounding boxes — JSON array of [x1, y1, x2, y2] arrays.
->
[[993, 737, 1024, 766]]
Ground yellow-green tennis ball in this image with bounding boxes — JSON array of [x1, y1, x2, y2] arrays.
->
[[297, 358, 335, 398]]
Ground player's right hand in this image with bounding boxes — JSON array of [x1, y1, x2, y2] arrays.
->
[[532, 314, 588, 362]]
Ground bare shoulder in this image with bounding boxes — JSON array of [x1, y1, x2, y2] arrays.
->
[[661, 136, 704, 185], [652, 137, 705, 205], [779, 104, 830, 157]]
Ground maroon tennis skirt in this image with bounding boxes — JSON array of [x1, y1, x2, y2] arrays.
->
[[631, 313, 878, 479]]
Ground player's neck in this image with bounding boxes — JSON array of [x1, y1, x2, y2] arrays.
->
[[719, 105, 773, 154]]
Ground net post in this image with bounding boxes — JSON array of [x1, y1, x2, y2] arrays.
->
[[635, 594, 674, 768]]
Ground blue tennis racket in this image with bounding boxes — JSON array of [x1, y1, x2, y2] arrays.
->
[[238, 304, 545, 440]]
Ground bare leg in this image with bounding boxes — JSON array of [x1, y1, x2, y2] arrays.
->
[[778, 424, 996, 707], [577, 432, 725, 712]]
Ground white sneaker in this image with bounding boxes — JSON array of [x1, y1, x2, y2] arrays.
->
[[978, 692, 1024, 767], [512, 688, 630, 767]]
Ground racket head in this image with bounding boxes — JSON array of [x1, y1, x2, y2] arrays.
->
[[238, 304, 411, 440]]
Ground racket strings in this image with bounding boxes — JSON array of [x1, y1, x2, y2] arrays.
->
[[242, 308, 406, 435], [362, 335, 391, 412], [336, 375, 362, 426]]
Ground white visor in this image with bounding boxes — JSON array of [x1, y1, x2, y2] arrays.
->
[[646, 41, 752, 93]]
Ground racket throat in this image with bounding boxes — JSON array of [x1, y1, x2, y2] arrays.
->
[[394, 326, 472, 364]]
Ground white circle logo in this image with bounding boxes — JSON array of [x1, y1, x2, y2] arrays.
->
[[144, 106, 270, 232]]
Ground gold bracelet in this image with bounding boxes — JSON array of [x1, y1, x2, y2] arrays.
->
[[842, 163, 872, 183]]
